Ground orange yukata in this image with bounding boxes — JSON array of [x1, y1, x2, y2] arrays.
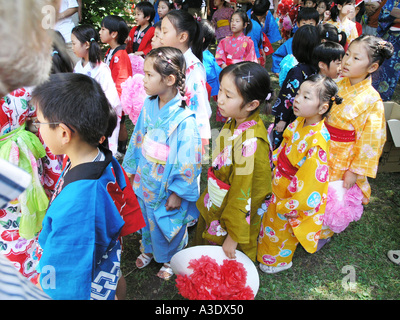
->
[[322, 77, 386, 238], [257, 117, 330, 268]]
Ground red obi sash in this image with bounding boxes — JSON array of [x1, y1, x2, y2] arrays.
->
[[277, 146, 298, 180], [325, 122, 356, 142]]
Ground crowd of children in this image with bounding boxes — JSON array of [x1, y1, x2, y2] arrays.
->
[[0, 0, 397, 300]]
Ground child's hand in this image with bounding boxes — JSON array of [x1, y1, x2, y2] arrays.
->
[[222, 234, 238, 259], [275, 120, 287, 133], [343, 170, 358, 189], [165, 192, 182, 211]]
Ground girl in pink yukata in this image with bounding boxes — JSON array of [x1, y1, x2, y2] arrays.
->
[[215, 10, 258, 69]]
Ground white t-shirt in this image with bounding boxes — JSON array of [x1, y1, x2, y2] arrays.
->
[[54, 0, 79, 43]]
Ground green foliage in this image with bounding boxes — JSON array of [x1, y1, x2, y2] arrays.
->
[[81, 0, 135, 29]]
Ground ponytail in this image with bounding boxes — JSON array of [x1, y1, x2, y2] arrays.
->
[[72, 24, 102, 66], [164, 10, 204, 62]]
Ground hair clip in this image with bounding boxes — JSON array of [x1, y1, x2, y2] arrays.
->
[[167, 59, 172, 64], [242, 71, 253, 83], [90, 38, 95, 42], [265, 92, 272, 101], [377, 40, 387, 50], [326, 31, 329, 38], [51, 50, 59, 57], [331, 96, 335, 101]]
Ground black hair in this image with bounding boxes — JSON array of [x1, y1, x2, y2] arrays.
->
[[312, 41, 345, 69], [317, 23, 347, 47], [200, 19, 216, 51], [146, 47, 187, 108], [292, 25, 320, 65], [72, 24, 102, 66], [297, 7, 320, 24], [219, 61, 273, 114], [101, 15, 130, 45], [303, 73, 343, 117], [355, 1, 365, 23], [251, 0, 271, 17], [231, 10, 253, 35], [136, 1, 156, 23], [51, 30, 74, 74], [31, 73, 113, 147], [159, 0, 174, 11], [351, 34, 394, 67], [329, 0, 355, 22], [164, 10, 204, 61]]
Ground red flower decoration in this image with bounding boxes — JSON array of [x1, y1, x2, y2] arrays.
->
[[175, 256, 254, 300]]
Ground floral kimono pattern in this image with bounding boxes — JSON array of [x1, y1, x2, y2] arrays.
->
[[184, 49, 212, 144], [257, 117, 330, 268], [326, 77, 386, 203], [215, 33, 258, 67], [195, 110, 272, 262], [123, 93, 202, 263], [372, 0, 400, 101], [0, 88, 48, 283]]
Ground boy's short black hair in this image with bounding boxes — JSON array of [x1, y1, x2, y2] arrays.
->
[[136, 1, 155, 23], [297, 7, 320, 24], [312, 41, 345, 69], [101, 15, 129, 45], [32, 73, 112, 147]]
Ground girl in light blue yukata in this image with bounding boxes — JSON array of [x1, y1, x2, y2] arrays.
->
[[122, 47, 202, 280]]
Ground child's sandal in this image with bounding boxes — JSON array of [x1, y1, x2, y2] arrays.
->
[[157, 263, 174, 280], [387, 250, 400, 265], [136, 253, 153, 269]]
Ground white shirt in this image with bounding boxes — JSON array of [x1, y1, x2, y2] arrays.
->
[[54, 0, 79, 43]]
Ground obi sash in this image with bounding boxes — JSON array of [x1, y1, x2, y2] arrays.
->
[[141, 134, 170, 165], [217, 19, 230, 28], [207, 167, 230, 208], [277, 146, 298, 180], [325, 122, 356, 142]]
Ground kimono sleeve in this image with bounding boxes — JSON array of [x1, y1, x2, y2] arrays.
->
[[220, 135, 270, 245], [110, 51, 132, 97], [244, 38, 258, 63], [215, 39, 227, 67], [276, 146, 329, 215], [349, 101, 386, 178], [167, 116, 202, 202]]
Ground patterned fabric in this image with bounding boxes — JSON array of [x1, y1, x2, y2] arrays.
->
[[122, 93, 202, 263], [212, 6, 234, 42], [325, 76, 386, 203], [0, 88, 48, 283], [257, 117, 330, 267], [271, 63, 317, 149], [195, 110, 272, 261], [372, 0, 400, 101], [184, 49, 212, 141], [215, 33, 258, 67]]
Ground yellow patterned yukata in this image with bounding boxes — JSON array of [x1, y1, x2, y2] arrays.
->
[[326, 77, 386, 202], [195, 110, 272, 261], [257, 117, 330, 267], [322, 77, 386, 239]]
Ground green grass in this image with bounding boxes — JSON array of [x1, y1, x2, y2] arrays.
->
[[121, 45, 400, 300]]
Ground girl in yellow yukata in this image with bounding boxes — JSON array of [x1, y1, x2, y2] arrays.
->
[[257, 75, 343, 273], [321, 35, 394, 240], [195, 61, 273, 262]]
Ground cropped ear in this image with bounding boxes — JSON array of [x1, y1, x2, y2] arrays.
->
[[244, 99, 260, 113], [368, 61, 379, 74], [178, 31, 189, 44], [318, 102, 329, 115], [58, 123, 74, 146]]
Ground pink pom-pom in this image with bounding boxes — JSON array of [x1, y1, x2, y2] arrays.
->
[[128, 54, 145, 75], [324, 183, 364, 233], [120, 74, 147, 125]]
